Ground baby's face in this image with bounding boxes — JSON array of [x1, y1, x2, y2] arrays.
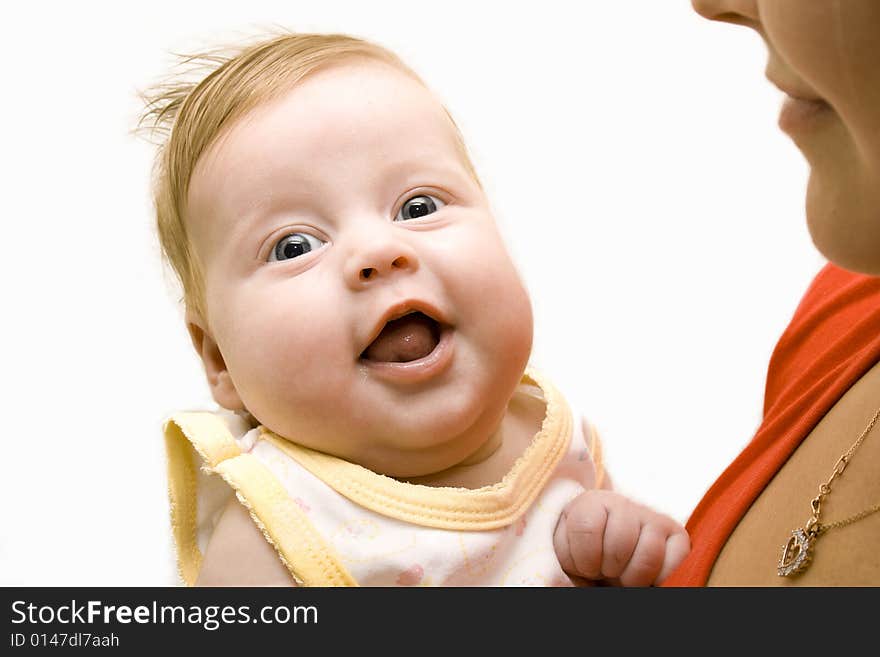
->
[[186, 60, 533, 477]]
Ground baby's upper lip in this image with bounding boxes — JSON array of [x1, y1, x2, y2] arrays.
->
[[359, 298, 449, 357]]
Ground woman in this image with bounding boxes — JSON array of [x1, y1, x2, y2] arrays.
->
[[665, 0, 880, 585]]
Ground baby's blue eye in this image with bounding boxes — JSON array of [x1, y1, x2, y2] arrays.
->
[[268, 233, 326, 262], [395, 194, 445, 221]]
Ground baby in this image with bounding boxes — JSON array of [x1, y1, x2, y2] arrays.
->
[[141, 31, 689, 586]]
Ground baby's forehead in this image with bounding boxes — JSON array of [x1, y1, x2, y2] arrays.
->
[[191, 60, 472, 198], [231, 60, 456, 147]]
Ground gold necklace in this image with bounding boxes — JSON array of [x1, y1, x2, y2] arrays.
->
[[777, 406, 880, 577]]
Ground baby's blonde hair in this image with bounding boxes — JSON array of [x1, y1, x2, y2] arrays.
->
[[137, 30, 479, 320]]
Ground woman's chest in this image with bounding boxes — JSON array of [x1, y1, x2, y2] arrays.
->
[[707, 361, 880, 586]]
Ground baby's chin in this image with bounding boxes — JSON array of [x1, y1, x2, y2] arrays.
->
[[247, 368, 522, 472]]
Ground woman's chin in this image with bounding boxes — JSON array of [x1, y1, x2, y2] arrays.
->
[[803, 155, 880, 274]]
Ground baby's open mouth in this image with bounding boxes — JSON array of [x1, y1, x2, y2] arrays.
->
[[361, 311, 441, 363]]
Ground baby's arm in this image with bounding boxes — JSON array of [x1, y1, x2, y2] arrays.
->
[[196, 496, 298, 587]]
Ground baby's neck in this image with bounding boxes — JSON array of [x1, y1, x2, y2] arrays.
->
[[456, 423, 504, 467], [398, 384, 546, 489]]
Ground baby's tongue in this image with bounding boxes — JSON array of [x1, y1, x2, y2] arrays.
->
[[364, 313, 439, 363]]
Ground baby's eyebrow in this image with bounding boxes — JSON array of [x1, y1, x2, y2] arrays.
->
[[222, 182, 318, 233], [380, 157, 473, 190]]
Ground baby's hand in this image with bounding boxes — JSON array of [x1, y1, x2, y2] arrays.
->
[[553, 489, 690, 586]]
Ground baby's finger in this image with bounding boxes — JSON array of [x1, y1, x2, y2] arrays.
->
[[553, 509, 576, 575], [618, 526, 667, 586], [555, 495, 608, 579], [600, 503, 640, 580], [656, 530, 691, 584]]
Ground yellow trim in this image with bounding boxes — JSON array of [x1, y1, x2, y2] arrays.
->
[[164, 412, 357, 587], [261, 369, 573, 530], [215, 455, 358, 587], [164, 420, 201, 586]]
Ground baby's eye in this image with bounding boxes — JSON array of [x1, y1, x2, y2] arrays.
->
[[268, 233, 326, 262], [395, 194, 445, 221]]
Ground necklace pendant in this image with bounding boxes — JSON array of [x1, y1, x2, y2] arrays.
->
[[777, 528, 815, 577]]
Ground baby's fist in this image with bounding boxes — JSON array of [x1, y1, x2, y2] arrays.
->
[[553, 489, 690, 586]]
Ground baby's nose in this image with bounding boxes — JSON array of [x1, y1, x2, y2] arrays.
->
[[343, 232, 419, 289]]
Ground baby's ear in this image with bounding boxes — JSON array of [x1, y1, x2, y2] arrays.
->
[[185, 309, 245, 411]]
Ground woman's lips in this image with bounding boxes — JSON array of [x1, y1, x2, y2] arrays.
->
[[778, 95, 833, 135]]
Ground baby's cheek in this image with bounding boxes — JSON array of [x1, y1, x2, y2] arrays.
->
[[215, 287, 342, 399], [445, 243, 533, 390], [462, 246, 532, 337]]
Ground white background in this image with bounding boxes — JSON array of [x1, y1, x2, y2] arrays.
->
[[0, 1, 825, 585]]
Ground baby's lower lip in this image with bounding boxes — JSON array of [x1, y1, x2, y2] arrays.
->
[[358, 327, 454, 384]]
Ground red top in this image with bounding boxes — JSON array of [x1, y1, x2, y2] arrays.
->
[[663, 263, 880, 586]]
